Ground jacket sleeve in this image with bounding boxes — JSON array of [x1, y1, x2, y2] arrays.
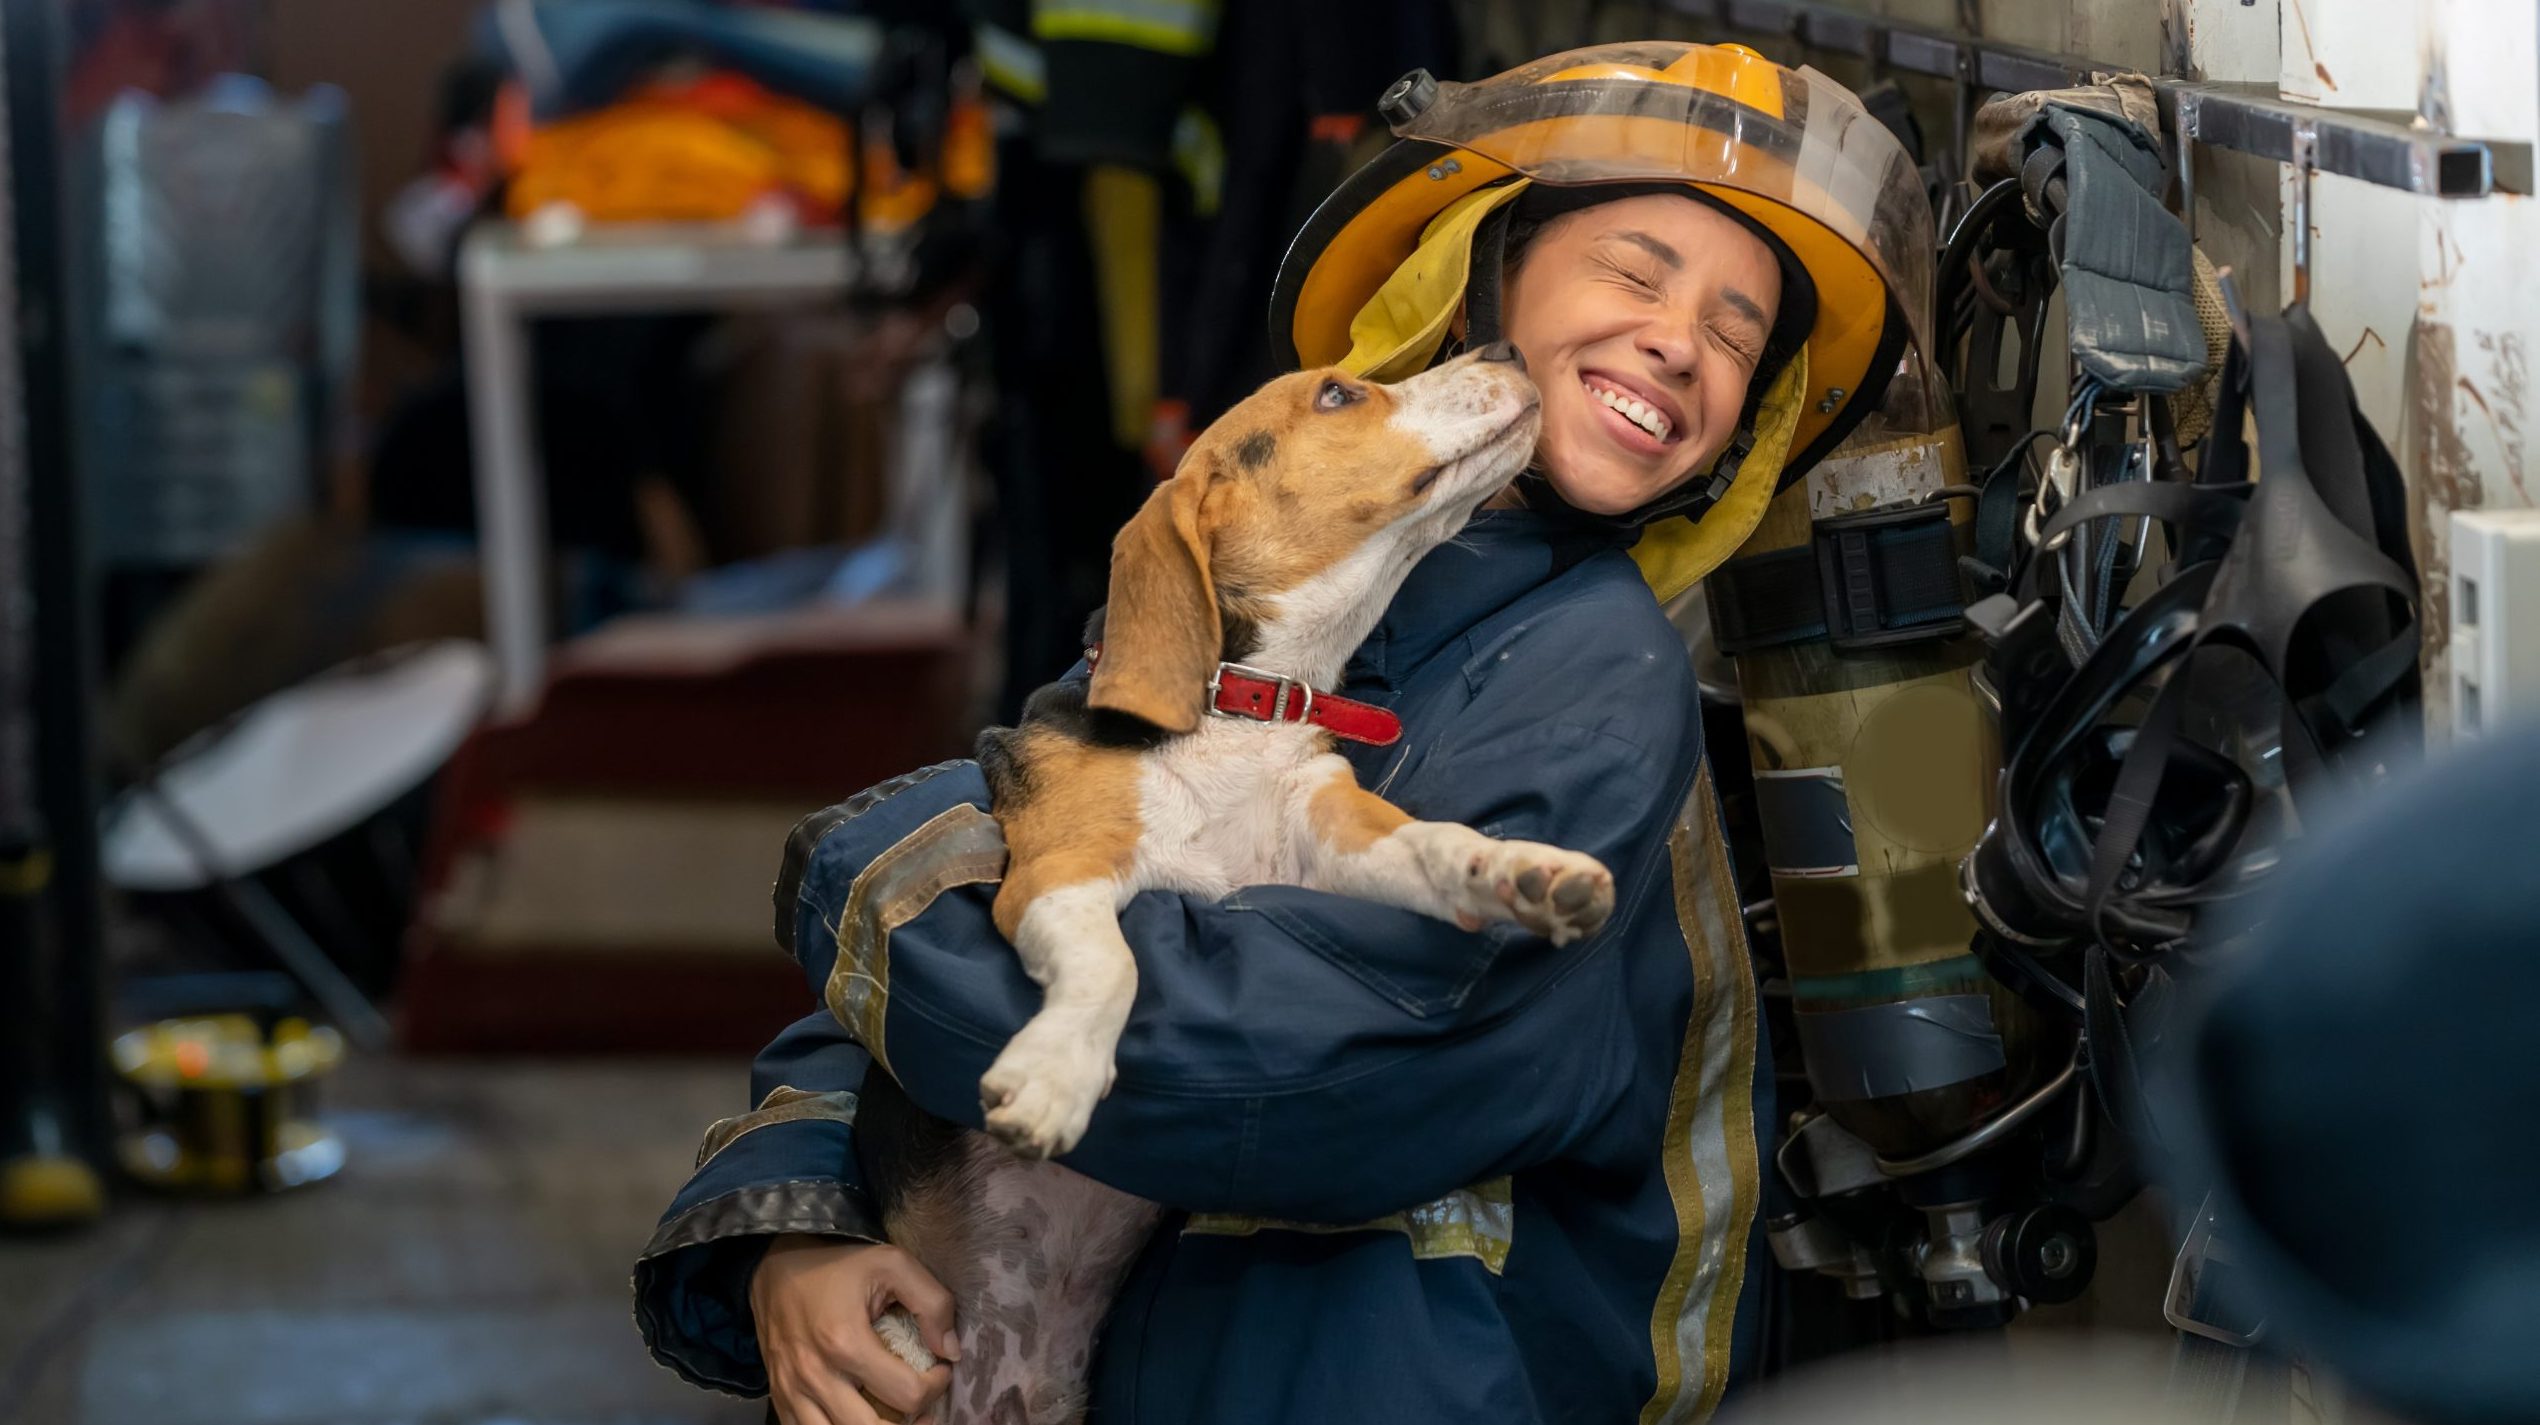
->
[[797, 615, 1703, 1225], [633, 1010, 884, 1398]]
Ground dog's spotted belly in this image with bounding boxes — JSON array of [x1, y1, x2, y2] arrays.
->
[[887, 1135, 1163, 1425]]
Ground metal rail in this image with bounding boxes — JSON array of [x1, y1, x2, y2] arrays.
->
[[1663, 0, 2532, 198]]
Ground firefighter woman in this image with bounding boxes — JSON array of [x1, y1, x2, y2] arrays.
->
[[637, 42, 1941, 1425]]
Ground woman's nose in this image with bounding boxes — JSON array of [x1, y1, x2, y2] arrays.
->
[[1637, 317, 1700, 382]]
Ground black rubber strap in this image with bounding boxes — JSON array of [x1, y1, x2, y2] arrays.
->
[[1708, 507, 1968, 655], [2244, 314, 2344, 794], [2082, 945, 2150, 1147], [1708, 545, 1829, 652], [2080, 665, 2195, 942], [1966, 430, 2053, 595], [2033, 480, 2246, 552], [2297, 628, 2421, 739], [1463, 203, 1514, 346]]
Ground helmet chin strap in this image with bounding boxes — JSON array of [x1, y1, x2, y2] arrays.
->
[[1511, 427, 1754, 530]]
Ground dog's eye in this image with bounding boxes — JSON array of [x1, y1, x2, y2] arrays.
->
[[1315, 380, 1361, 412]]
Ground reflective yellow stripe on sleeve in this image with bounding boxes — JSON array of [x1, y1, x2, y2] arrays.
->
[[1184, 1177, 1516, 1274], [694, 1087, 863, 1168], [823, 803, 1010, 1078]]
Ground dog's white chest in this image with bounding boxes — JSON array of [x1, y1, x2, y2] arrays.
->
[[1129, 721, 1329, 898]]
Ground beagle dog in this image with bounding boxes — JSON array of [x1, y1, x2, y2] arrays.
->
[[859, 343, 1616, 1424]]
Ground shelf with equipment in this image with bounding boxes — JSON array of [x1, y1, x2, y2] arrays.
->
[[1663, 0, 2531, 199]]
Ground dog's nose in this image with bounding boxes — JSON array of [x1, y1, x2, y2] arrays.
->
[[1474, 340, 1526, 373]]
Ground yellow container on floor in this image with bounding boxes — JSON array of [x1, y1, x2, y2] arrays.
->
[[111, 1014, 345, 1195]]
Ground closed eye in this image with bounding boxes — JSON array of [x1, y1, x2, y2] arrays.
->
[[1315, 379, 1363, 411], [1710, 321, 1765, 365], [1595, 254, 1665, 297]]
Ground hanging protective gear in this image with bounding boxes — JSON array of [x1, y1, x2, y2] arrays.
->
[[1268, 41, 1943, 597]]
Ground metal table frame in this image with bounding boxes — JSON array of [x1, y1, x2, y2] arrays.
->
[[458, 223, 858, 714]]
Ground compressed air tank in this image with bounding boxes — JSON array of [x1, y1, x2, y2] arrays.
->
[[1717, 423, 2038, 1160]]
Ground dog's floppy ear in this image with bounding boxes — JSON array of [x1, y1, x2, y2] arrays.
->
[[1088, 465, 1220, 733]]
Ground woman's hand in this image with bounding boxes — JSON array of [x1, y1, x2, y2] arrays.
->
[[752, 1235, 960, 1425]]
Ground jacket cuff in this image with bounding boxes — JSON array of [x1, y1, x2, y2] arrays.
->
[[632, 1120, 883, 1396]]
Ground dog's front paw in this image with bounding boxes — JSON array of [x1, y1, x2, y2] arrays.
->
[[1460, 842, 1615, 945], [979, 1022, 1115, 1160]]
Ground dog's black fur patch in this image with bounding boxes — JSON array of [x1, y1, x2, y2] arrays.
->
[[1082, 601, 1260, 671], [974, 722, 1036, 809], [1232, 430, 1277, 470], [854, 1068, 968, 1225], [982, 595, 1266, 796], [1216, 603, 1261, 666], [976, 679, 1171, 811]]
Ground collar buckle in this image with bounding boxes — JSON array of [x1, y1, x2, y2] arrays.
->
[[1209, 660, 1315, 724]]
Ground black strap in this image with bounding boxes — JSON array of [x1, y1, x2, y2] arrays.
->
[[2081, 945, 2151, 1149], [1709, 503, 1969, 655], [2196, 330, 2253, 489], [1463, 203, 1514, 346], [2297, 628, 2421, 741], [2080, 667, 2195, 944], [1964, 429, 2053, 596], [1708, 545, 1827, 650], [2032, 480, 2246, 551]]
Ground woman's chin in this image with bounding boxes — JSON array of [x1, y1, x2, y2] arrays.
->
[[1536, 425, 1700, 516], [1539, 456, 1670, 517]]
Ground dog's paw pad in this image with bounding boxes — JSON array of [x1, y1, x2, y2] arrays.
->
[[979, 1042, 1107, 1160], [1498, 846, 1614, 944]]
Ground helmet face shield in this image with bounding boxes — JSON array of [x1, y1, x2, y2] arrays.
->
[[1278, 41, 1942, 497], [1271, 40, 1949, 589], [1389, 43, 1937, 369]]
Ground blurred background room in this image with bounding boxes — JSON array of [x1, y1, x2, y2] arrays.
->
[[0, 3, 1477, 1419]]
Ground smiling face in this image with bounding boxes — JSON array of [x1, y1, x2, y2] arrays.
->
[[1498, 192, 1784, 517]]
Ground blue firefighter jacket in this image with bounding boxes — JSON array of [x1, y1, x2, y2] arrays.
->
[[635, 509, 1773, 1423]]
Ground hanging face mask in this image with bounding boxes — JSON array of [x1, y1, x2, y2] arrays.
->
[[1963, 303, 2421, 961]]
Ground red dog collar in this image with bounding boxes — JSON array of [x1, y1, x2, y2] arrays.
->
[[1085, 647, 1402, 747]]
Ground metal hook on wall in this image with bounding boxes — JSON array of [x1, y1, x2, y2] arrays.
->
[[2289, 118, 2318, 306], [1936, 41, 1978, 233], [2169, 89, 2201, 245]]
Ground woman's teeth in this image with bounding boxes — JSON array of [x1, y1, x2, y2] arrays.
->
[[1583, 379, 1670, 441]]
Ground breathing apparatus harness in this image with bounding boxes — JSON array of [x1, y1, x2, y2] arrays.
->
[[1960, 285, 2423, 1130], [1751, 71, 2421, 1353]]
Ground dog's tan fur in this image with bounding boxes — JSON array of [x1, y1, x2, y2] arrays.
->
[[1306, 772, 1416, 857], [986, 728, 1144, 943]]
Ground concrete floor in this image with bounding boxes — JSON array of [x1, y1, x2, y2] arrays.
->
[[0, 1055, 765, 1425]]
